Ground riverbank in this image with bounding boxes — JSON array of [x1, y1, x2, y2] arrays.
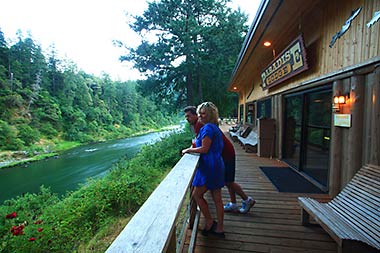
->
[[0, 130, 191, 252], [0, 125, 182, 170], [0, 140, 80, 169]]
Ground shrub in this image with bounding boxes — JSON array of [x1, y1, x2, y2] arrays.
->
[[0, 120, 24, 150], [17, 124, 40, 146], [39, 123, 58, 138], [0, 130, 192, 252]]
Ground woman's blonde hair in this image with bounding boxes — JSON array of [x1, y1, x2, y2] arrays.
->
[[197, 102, 219, 125]]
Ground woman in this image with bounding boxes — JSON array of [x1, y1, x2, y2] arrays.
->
[[182, 102, 225, 238]]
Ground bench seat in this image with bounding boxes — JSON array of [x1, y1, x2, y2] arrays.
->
[[229, 125, 252, 142], [229, 125, 242, 139], [298, 164, 380, 253], [228, 122, 242, 133], [237, 129, 257, 145], [237, 130, 258, 153]]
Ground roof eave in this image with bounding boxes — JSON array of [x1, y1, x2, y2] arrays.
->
[[228, 0, 271, 92]]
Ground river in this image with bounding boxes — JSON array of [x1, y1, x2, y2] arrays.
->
[[0, 129, 179, 204]]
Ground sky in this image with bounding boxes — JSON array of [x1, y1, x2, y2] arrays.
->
[[0, 0, 260, 81]]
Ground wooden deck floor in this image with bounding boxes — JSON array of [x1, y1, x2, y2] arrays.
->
[[181, 127, 337, 253]]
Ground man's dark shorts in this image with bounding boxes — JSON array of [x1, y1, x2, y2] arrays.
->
[[224, 159, 235, 183]]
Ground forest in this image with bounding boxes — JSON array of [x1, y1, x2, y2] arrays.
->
[[0, 0, 248, 159], [0, 30, 176, 158]]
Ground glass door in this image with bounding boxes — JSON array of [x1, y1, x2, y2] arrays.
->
[[283, 94, 303, 168], [303, 90, 331, 186], [283, 87, 331, 189]]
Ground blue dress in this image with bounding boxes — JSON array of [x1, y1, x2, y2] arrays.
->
[[192, 123, 225, 190]]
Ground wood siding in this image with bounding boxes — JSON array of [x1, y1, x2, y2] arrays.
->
[[233, 0, 380, 194], [238, 0, 380, 104]]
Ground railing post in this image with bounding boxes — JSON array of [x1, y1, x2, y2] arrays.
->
[[166, 226, 176, 253], [188, 186, 196, 229]]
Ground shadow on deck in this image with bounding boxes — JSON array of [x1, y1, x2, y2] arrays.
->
[[181, 126, 337, 253]]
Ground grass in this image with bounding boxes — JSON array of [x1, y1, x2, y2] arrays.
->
[[77, 217, 131, 252]]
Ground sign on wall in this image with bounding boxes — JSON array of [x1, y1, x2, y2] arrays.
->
[[334, 114, 351, 128], [261, 35, 308, 90]]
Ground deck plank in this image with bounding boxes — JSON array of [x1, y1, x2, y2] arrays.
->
[[181, 126, 337, 253]]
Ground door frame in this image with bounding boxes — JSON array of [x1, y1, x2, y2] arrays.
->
[[282, 85, 332, 191]]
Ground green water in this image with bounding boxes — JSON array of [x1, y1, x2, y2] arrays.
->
[[0, 131, 174, 204]]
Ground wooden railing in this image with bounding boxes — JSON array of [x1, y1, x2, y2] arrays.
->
[[106, 153, 199, 253]]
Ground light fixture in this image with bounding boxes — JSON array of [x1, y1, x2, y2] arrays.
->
[[333, 93, 349, 113], [333, 94, 348, 104], [263, 41, 271, 47]]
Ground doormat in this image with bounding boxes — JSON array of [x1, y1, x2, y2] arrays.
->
[[260, 167, 324, 193]]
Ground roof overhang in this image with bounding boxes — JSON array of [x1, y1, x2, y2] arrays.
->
[[228, 0, 318, 93]]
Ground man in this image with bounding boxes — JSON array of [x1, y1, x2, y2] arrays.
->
[[184, 106, 255, 213]]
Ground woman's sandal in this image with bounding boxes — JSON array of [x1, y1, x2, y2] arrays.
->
[[201, 221, 217, 236], [210, 223, 225, 238], [210, 230, 225, 238]]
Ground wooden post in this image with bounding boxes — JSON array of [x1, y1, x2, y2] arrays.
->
[[188, 187, 196, 229], [276, 94, 283, 159], [329, 80, 343, 196], [370, 66, 380, 165], [165, 228, 177, 253], [347, 75, 365, 181], [301, 208, 310, 225], [188, 209, 200, 253]]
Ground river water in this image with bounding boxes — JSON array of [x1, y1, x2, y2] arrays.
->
[[0, 130, 178, 204]]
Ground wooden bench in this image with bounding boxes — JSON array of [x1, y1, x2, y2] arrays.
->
[[229, 124, 244, 139], [298, 164, 380, 253], [237, 130, 258, 153], [228, 122, 242, 133], [230, 125, 252, 142]]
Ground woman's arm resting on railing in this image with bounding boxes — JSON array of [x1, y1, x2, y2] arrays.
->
[[182, 136, 211, 155]]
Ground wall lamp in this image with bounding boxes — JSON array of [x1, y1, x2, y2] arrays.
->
[[333, 94, 348, 104], [333, 93, 349, 112]]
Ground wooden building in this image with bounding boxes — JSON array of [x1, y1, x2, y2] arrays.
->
[[228, 0, 380, 195]]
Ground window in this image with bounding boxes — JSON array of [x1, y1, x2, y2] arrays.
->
[[239, 104, 244, 123], [245, 103, 255, 124], [257, 98, 272, 119]]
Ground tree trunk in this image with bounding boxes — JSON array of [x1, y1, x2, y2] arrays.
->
[[197, 75, 203, 102], [186, 72, 194, 105]]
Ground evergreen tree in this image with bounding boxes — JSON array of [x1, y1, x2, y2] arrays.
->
[[122, 0, 247, 115], [46, 44, 65, 96], [0, 29, 9, 81]]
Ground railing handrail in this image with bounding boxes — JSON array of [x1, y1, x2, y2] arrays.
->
[[106, 153, 199, 253]]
